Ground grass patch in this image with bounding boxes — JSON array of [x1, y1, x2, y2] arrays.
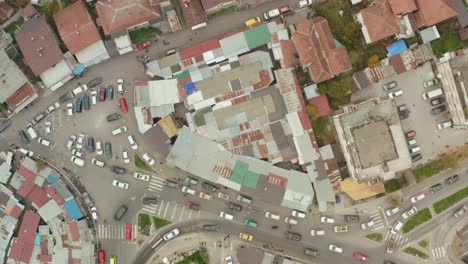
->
[[138, 214, 151, 235], [153, 217, 171, 229], [433, 186, 468, 214], [318, 74, 352, 110], [294, 67, 312, 86], [4, 17, 24, 38], [384, 176, 409, 193], [418, 239, 429, 249], [312, 117, 336, 147], [178, 251, 207, 264], [129, 27, 161, 43], [134, 154, 155, 172], [412, 153, 459, 182], [402, 208, 432, 234], [403, 247, 430, 259], [0, 103, 8, 111], [431, 19, 468, 57], [207, 5, 236, 19], [365, 233, 383, 242]]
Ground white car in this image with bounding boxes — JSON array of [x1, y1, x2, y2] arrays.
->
[[284, 217, 298, 225], [46, 101, 60, 114], [18, 148, 34, 157], [310, 229, 325, 236], [90, 90, 97, 104], [263, 8, 280, 20], [117, 79, 124, 94], [292, 210, 306, 218], [391, 220, 403, 235], [142, 152, 155, 166], [122, 151, 130, 164], [133, 172, 150, 181], [437, 120, 452, 130], [91, 158, 105, 167], [77, 133, 85, 149], [163, 228, 180, 241], [45, 121, 52, 134], [297, 0, 312, 8], [72, 149, 84, 158], [385, 207, 400, 216], [112, 179, 129, 190], [112, 126, 128, 136], [320, 216, 335, 224], [360, 220, 375, 230], [72, 84, 88, 96], [66, 135, 76, 150], [37, 137, 51, 147], [225, 256, 233, 264], [67, 103, 74, 116], [401, 206, 418, 219], [90, 206, 98, 220], [329, 244, 343, 254], [96, 141, 103, 155], [71, 156, 85, 166], [410, 192, 426, 203], [128, 135, 138, 150], [388, 89, 404, 98]]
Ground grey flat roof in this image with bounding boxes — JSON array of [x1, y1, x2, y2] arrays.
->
[[0, 50, 28, 103]]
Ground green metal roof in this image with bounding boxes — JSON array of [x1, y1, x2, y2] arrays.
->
[[230, 160, 260, 188], [244, 24, 271, 50]]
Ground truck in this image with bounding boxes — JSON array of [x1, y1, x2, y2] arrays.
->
[[422, 88, 443, 100]]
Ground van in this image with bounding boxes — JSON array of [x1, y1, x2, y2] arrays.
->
[[422, 88, 443, 100], [236, 194, 253, 204], [181, 186, 196, 195], [114, 205, 128, 221], [265, 211, 280, 220], [408, 139, 416, 146], [410, 146, 421, 154], [219, 211, 233, 220], [27, 126, 38, 139], [390, 220, 403, 235]]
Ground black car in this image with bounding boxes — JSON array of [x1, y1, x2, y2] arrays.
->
[[431, 105, 446, 115], [143, 196, 158, 205], [83, 94, 90, 110], [75, 97, 82, 113], [87, 136, 95, 153], [106, 113, 121, 122], [111, 166, 125, 174], [411, 154, 422, 162], [202, 182, 218, 193], [227, 202, 242, 212], [430, 97, 444, 106], [202, 224, 219, 232], [105, 142, 112, 160], [399, 110, 409, 120], [344, 215, 359, 222], [247, 206, 260, 214], [429, 183, 443, 193], [59, 91, 74, 102], [107, 85, 114, 100], [445, 174, 459, 185], [18, 130, 30, 144], [0, 119, 12, 133], [286, 231, 302, 241]]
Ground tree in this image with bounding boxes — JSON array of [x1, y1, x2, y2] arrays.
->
[[390, 196, 402, 207], [306, 104, 320, 123], [367, 55, 380, 68], [35, 160, 47, 172]]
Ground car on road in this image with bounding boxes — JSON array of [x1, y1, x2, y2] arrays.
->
[[112, 179, 129, 189], [19, 130, 30, 145], [388, 89, 403, 98], [219, 211, 234, 220], [304, 248, 319, 257], [91, 158, 104, 167], [98, 250, 105, 264], [320, 216, 335, 224], [429, 183, 443, 193], [244, 17, 261, 27], [185, 201, 200, 210], [60, 91, 74, 102], [228, 202, 242, 212], [286, 231, 301, 241], [136, 40, 151, 50], [430, 97, 444, 106], [292, 210, 306, 218], [385, 206, 399, 216], [77, 133, 85, 149], [125, 224, 132, 240], [217, 192, 229, 200], [401, 206, 418, 219], [66, 135, 76, 150], [454, 205, 468, 218], [91, 90, 97, 104], [163, 228, 180, 241], [99, 87, 106, 101], [112, 126, 127, 136], [106, 113, 121, 122], [265, 211, 280, 220], [445, 174, 459, 185], [382, 81, 397, 91], [37, 137, 51, 147], [46, 102, 60, 114], [71, 156, 85, 167], [334, 225, 349, 233], [83, 94, 90, 110], [202, 224, 219, 232], [310, 229, 325, 236], [87, 77, 103, 88], [45, 122, 52, 134], [181, 186, 196, 195], [133, 172, 150, 181], [297, 0, 312, 8], [239, 232, 253, 241], [199, 192, 212, 200], [410, 192, 425, 203], [431, 105, 447, 115], [114, 205, 128, 221], [72, 84, 88, 96], [353, 252, 369, 262], [284, 217, 298, 225], [111, 166, 125, 174], [344, 215, 359, 222], [117, 79, 124, 94], [142, 196, 158, 205], [142, 152, 156, 166], [67, 103, 74, 116], [328, 244, 343, 253], [72, 149, 84, 158], [119, 98, 128, 113], [423, 79, 438, 88], [107, 85, 114, 100], [96, 140, 103, 155], [386, 238, 395, 253], [360, 220, 375, 230], [202, 182, 218, 193], [109, 256, 116, 264], [128, 135, 138, 150], [122, 151, 130, 164]]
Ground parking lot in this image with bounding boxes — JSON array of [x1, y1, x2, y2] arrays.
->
[[352, 62, 468, 164]]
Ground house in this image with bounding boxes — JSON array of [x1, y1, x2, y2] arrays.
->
[[22, 4, 39, 20], [182, 0, 208, 30], [54, 1, 109, 67], [0, 2, 14, 23], [200, 0, 236, 14], [410, 0, 457, 29], [357, 0, 400, 44], [15, 16, 73, 90], [291, 17, 352, 83], [0, 50, 38, 113], [388, 0, 417, 15]]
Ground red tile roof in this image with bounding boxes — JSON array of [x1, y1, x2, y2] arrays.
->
[[15, 16, 63, 76], [27, 186, 50, 208], [308, 95, 332, 117], [0, 2, 14, 22], [200, 0, 235, 13], [179, 37, 220, 60], [279, 39, 300, 68], [411, 0, 457, 28], [5, 83, 38, 112], [20, 244, 34, 263], [182, 0, 207, 27], [17, 166, 37, 182], [388, 0, 417, 14], [459, 27, 468, 41], [17, 180, 35, 198], [8, 238, 23, 261], [69, 221, 80, 242], [359, 0, 400, 43], [54, 1, 102, 54], [298, 110, 312, 130], [18, 211, 40, 243], [46, 185, 65, 204], [10, 205, 23, 219], [95, 0, 160, 36], [22, 4, 38, 19], [291, 17, 352, 83]]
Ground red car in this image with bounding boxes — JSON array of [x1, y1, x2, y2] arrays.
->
[[119, 97, 128, 113], [99, 87, 106, 101], [279, 5, 293, 14], [125, 224, 132, 240], [185, 201, 200, 211], [353, 252, 368, 262], [136, 40, 151, 50], [98, 250, 105, 264]]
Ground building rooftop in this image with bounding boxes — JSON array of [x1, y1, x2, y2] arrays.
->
[[54, 1, 102, 54], [22, 4, 38, 19], [182, 0, 207, 27], [388, 0, 417, 14], [358, 0, 400, 44], [307, 95, 331, 117], [410, 0, 457, 28], [453, 0, 468, 28], [0, 50, 30, 103]]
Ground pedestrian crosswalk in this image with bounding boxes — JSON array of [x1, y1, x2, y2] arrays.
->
[[432, 246, 447, 262], [141, 199, 201, 222], [369, 210, 385, 231], [147, 175, 165, 193], [97, 224, 137, 240], [384, 231, 410, 247]]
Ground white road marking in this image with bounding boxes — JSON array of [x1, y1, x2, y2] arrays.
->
[[197, 210, 201, 218], [157, 200, 164, 215], [163, 201, 170, 218], [188, 209, 193, 218], [171, 203, 177, 220], [178, 205, 186, 222]]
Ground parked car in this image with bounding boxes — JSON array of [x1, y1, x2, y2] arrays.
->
[[199, 192, 212, 200], [119, 97, 128, 113], [125, 224, 132, 240], [134, 172, 150, 181], [91, 90, 97, 104], [246, 206, 260, 214], [67, 103, 74, 116], [228, 202, 242, 212], [142, 153, 155, 166], [344, 215, 359, 222], [244, 17, 261, 27], [122, 151, 130, 164], [453, 205, 468, 218], [286, 231, 301, 241], [445, 174, 459, 184], [304, 248, 319, 257], [320, 216, 335, 224], [66, 135, 76, 150], [385, 207, 399, 216], [284, 217, 298, 225], [310, 229, 325, 236], [217, 192, 229, 200], [431, 105, 447, 115], [75, 97, 82, 113], [437, 120, 452, 130], [107, 85, 114, 100], [77, 133, 85, 149], [83, 94, 90, 110], [112, 179, 129, 189], [334, 225, 349, 233], [423, 79, 438, 88], [202, 182, 218, 193], [106, 113, 121, 122], [225, 256, 233, 264], [46, 101, 60, 114], [37, 137, 51, 147], [72, 149, 84, 158], [91, 158, 105, 167], [430, 97, 444, 106], [111, 166, 126, 174], [99, 87, 106, 101], [382, 81, 397, 91], [263, 8, 280, 20], [181, 186, 196, 195], [87, 77, 103, 87], [117, 79, 124, 94], [186, 177, 199, 185], [96, 140, 103, 155], [328, 244, 343, 253], [264, 211, 280, 220], [406, 130, 416, 138], [59, 91, 74, 102], [279, 5, 293, 14], [136, 40, 151, 50], [105, 142, 112, 159], [18, 148, 34, 157], [112, 126, 127, 136], [165, 180, 179, 188], [87, 136, 94, 153], [45, 122, 52, 134], [388, 89, 403, 98], [239, 232, 253, 241], [429, 183, 443, 193], [72, 84, 88, 96], [202, 224, 219, 232], [360, 220, 375, 230], [401, 206, 418, 219], [410, 192, 425, 203], [412, 154, 423, 162], [292, 210, 306, 218], [31, 112, 46, 125], [297, 0, 312, 8], [391, 220, 403, 234], [128, 135, 138, 150], [71, 156, 85, 166], [19, 130, 30, 145], [98, 250, 105, 264]]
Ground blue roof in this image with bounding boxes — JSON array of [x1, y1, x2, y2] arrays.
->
[[34, 233, 40, 246], [64, 199, 83, 220], [387, 40, 408, 56], [183, 82, 197, 95], [72, 64, 85, 75]]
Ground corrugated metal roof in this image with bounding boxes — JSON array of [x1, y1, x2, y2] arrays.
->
[[244, 24, 271, 50], [64, 199, 83, 220]]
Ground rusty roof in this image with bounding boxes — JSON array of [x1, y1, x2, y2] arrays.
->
[[411, 0, 457, 28], [95, 0, 160, 36], [183, 0, 207, 27], [388, 0, 417, 14], [54, 1, 102, 54], [279, 39, 299, 68], [359, 0, 400, 43], [291, 17, 352, 83], [5, 83, 37, 112], [22, 4, 38, 19]]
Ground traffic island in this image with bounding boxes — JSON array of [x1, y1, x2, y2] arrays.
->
[[418, 239, 429, 249], [153, 216, 171, 229], [403, 247, 430, 259], [134, 153, 155, 173], [138, 213, 152, 236], [433, 186, 468, 214], [402, 208, 432, 234], [365, 233, 383, 242]]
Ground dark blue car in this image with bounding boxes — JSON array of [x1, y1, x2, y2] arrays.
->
[[107, 85, 114, 100], [87, 136, 95, 153], [75, 97, 82, 113], [83, 94, 90, 110]]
